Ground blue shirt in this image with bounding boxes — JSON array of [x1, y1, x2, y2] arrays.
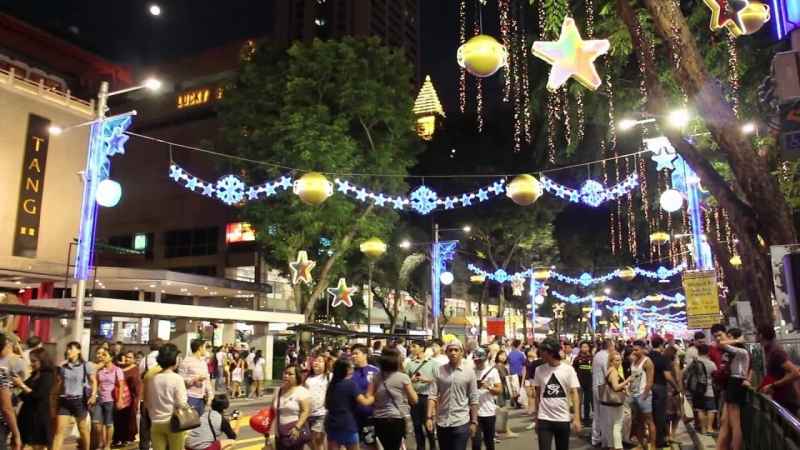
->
[[60, 361, 95, 398], [351, 364, 379, 423], [508, 350, 526, 376], [324, 379, 360, 433]]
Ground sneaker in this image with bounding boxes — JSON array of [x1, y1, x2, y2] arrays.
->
[[525, 423, 536, 430]]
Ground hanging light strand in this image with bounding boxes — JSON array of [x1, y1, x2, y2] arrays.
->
[[474, 20, 484, 133], [458, 0, 467, 114], [727, 33, 740, 118]]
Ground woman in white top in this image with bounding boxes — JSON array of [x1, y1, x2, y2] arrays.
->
[[604, 352, 630, 450], [250, 350, 266, 399], [144, 344, 189, 450], [271, 365, 311, 450], [304, 356, 330, 450]]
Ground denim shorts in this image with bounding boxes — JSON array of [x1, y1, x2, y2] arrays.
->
[[630, 393, 653, 415], [58, 396, 88, 419], [327, 429, 359, 446], [92, 401, 114, 425]]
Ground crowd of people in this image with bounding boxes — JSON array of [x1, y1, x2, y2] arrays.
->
[[0, 325, 792, 450]]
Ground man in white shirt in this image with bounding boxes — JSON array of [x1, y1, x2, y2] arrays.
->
[[472, 348, 502, 450], [427, 339, 479, 450], [533, 338, 582, 450], [591, 339, 612, 447], [179, 339, 213, 415], [139, 339, 162, 375]]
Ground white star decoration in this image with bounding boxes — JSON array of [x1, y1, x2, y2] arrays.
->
[[645, 137, 678, 171], [531, 17, 610, 92]]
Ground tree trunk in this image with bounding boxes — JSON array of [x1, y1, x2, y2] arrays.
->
[[478, 282, 487, 344], [391, 288, 400, 334], [615, 0, 795, 328]]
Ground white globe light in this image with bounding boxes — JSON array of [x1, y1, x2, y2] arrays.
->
[[149, 4, 161, 16], [440, 271, 454, 286], [534, 295, 545, 305], [594, 309, 603, 317], [659, 189, 683, 213], [96, 179, 122, 207]]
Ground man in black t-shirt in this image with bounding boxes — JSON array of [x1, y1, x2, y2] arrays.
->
[[648, 336, 680, 449]]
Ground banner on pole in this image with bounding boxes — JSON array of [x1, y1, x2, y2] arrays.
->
[[682, 271, 720, 329], [486, 318, 505, 337]]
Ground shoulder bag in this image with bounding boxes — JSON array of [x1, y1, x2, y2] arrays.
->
[[381, 374, 414, 437], [114, 368, 132, 410], [276, 388, 311, 448], [599, 371, 626, 407], [170, 374, 201, 432]]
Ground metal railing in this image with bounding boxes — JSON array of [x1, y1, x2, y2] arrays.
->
[[742, 388, 800, 450]]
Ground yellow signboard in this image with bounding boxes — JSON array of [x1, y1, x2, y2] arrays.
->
[[682, 271, 720, 329]]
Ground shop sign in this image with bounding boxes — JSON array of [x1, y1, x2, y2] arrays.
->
[[13, 114, 50, 258]]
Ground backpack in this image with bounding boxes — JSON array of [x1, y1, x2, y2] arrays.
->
[[683, 360, 708, 398]]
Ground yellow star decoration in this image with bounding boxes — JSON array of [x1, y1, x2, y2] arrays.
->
[[289, 250, 316, 285], [531, 17, 610, 92], [328, 278, 358, 308]]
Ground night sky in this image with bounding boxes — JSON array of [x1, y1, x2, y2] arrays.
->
[[0, 0, 493, 113]]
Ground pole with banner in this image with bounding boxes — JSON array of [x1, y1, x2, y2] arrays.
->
[[683, 271, 720, 329]]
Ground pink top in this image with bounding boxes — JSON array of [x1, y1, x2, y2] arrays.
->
[[97, 365, 124, 403], [179, 355, 211, 400]]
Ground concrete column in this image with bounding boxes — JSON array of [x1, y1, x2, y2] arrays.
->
[[50, 318, 72, 364], [221, 323, 236, 344], [170, 319, 194, 355], [250, 324, 276, 381], [113, 321, 124, 342]]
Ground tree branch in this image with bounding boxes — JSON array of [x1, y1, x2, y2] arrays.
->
[[359, 117, 377, 153]]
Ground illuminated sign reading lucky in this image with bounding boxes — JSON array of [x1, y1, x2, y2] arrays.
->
[[176, 86, 224, 109]]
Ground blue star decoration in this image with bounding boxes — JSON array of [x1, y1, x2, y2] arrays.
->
[[356, 188, 369, 201], [328, 278, 358, 308], [264, 183, 277, 196], [374, 194, 387, 207], [477, 189, 489, 202], [247, 187, 259, 200], [335, 179, 351, 194], [100, 114, 133, 157], [461, 194, 472, 206], [201, 183, 215, 197], [391, 196, 405, 210], [278, 176, 293, 190], [444, 197, 456, 209], [169, 165, 183, 181], [185, 177, 198, 191]]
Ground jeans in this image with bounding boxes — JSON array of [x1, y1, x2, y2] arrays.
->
[[437, 423, 470, 450], [0, 427, 7, 450], [581, 386, 593, 422], [139, 404, 151, 450], [411, 395, 436, 450], [536, 420, 571, 450], [472, 416, 495, 450], [651, 384, 668, 448], [150, 421, 186, 450], [591, 386, 606, 445], [187, 397, 205, 416], [374, 418, 406, 450]]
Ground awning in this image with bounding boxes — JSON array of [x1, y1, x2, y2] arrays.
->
[[288, 323, 431, 340], [0, 302, 71, 317]]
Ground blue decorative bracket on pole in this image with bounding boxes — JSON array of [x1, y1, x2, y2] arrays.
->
[[431, 239, 457, 337]]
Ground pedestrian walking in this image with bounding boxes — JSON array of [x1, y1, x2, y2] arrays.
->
[[713, 327, 749, 450], [572, 342, 593, 427], [426, 338, 479, 450], [51, 342, 96, 450], [648, 336, 680, 450], [112, 350, 141, 446], [144, 343, 190, 450], [628, 340, 655, 450], [405, 340, 438, 450], [139, 339, 162, 450], [271, 365, 311, 450], [305, 355, 330, 450], [687, 344, 717, 435], [14, 347, 56, 450], [522, 348, 543, 420], [757, 324, 800, 415], [472, 348, 501, 450], [591, 339, 611, 447], [370, 348, 417, 450], [603, 352, 630, 450], [91, 347, 123, 450], [493, 350, 518, 438], [351, 344, 379, 450], [251, 350, 266, 398], [532, 338, 581, 450], [324, 358, 374, 450], [179, 339, 213, 416], [0, 332, 22, 450]]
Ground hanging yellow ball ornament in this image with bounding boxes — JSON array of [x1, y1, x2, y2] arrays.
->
[[730, 255, 742, 267], [618, 267, 637, 282], [533, 268, 551, 281], [650, 232, 670, 245], [360, 237, 387, 259], [293, 172, 333, 205], [506, 174, 543, 206], [457, 35, 508, 78], [740, 1, 770, 35]]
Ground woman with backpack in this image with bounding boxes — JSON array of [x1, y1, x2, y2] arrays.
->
[[686, 344, 718, 435], [51, 342, 97, 450], [13, 347, 57, 450]]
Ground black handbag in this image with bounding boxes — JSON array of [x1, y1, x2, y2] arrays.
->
[[276, 388, 311, 448], [171, 403, 201, 432]]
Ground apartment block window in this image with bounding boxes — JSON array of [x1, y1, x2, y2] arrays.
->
[[164, 227, 218, 257]]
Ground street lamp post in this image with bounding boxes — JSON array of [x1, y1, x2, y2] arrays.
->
[[65, 78, 160, 342], [360, 238, 387, 347], [430, 224, 465, 338]]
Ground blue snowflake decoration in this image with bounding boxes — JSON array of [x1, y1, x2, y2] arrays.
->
[[169, 165, 184, 181], [410, 185, 439, 215], [215, 175, 245, 205], [580, 180, 607, 207], [494, 269, 509, 283], [578, 273, 593, 287]]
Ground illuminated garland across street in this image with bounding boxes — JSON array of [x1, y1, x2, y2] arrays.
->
[[169, 164, 292, 206], [540, 174, 639, 207], [549, 289, 686, 309], [466, 262, 687, 285], [167, 163, 639, 213]]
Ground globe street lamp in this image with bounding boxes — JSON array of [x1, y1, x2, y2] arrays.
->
[[360, 237, 386, 346]]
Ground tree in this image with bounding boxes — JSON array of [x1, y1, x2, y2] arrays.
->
[[219, 38, 421, 320], [605, 0, 795, 328]]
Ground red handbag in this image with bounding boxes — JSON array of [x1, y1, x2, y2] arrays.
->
[[114, 369, 132, 410]]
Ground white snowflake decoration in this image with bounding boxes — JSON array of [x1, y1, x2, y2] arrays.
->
[[215, 175, 245, 205], [580, 180, 607, 207], [410, 185, 439, 215]]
